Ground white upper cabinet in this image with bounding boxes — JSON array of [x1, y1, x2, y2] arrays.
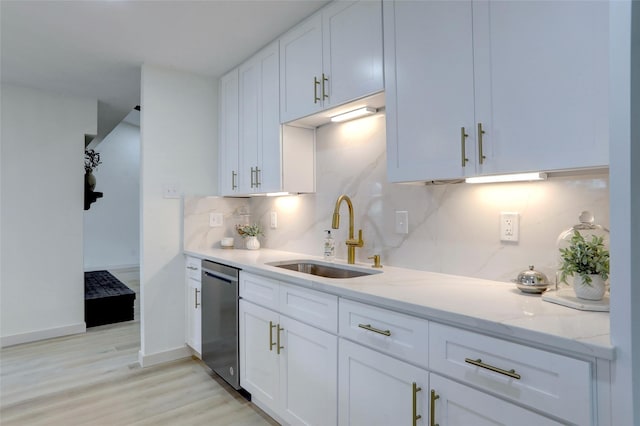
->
[[475, 0, 609, 174], [238, 41, 281, 194], [218, 69, 239, 195], [385, 0, 609, 183], [385, 0, 476, 182], [220, 41, 315, 196], [280, 0, 383, 123]]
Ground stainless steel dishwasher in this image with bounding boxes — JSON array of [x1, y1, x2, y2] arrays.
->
[[201, 260, 241, 390]]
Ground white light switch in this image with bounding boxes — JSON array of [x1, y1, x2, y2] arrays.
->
[[395, 211, 409, 234], [500, 212, 519, 242], [163, 184, 180, 199], [209, 212, 223, 227]]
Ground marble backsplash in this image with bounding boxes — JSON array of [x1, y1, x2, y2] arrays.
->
[[184, 112, 609, 283]]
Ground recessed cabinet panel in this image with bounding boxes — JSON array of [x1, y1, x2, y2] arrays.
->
[[280, 13, 324, 123], [475, 0, 609, 174], [280, 316, 337, 426], [430, 373, 563, 426], [219, 69, 240, 195], [322, 0, 383, 108], [429, 322, 592, 426], [239, 272, 279, 311], [239, 300, 279, 406], [385, 0, 476, 182], [339, 298, 428, 368], [338, 338, 429, 425], [280, 281, 338, 333]]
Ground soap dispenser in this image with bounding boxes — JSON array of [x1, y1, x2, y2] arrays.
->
[[324, 230, 335, 261]]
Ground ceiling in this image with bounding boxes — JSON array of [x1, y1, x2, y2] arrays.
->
[[1, 0, 328, 141]]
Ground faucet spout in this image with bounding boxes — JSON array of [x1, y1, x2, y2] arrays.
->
[[331, 194, 364, 264]]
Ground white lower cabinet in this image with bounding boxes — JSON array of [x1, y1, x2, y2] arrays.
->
[[236, 271, 601, 425], [239, 272, 338, 426], [429, 373, 563, 426], [338, 338, 429, 425], [185, 256, 201, 356]]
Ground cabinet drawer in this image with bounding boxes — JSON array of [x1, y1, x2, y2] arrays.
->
[[239, 272, 279, 311], [429, 322, 592, 425], [185, 256, 201, 281], [339, 299, 429, 368], [279, 282, 338, 333]]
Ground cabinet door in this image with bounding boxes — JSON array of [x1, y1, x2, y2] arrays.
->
[[384, 0, 476, 182], [430, 374, 563, 426], [219, 69, 240, 195], [280, 13, 323, 123], [239, 300, 279, 408], [239, 41, 281, 194], [280, 316, 338, 426], [474, 1, 609, 174], [186, 278, 201, 355], [322, 0, 383, 108], [256, 42, 281, 194], [338, 338, 429, 425]]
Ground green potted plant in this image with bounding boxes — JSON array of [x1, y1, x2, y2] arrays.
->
[[559, 230, 609, 300], [236, 223, 263, 250]]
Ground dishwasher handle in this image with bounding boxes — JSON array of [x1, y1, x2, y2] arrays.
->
[[203, 269, 238, 283]]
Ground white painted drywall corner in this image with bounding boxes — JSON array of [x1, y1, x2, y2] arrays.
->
[[1, 84, 97, 346], [139, 64, 217, 364]]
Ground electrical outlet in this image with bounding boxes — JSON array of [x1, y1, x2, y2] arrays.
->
[[209, 212, 223, 227], [500, 212, 519, 242], [395, 211, 409, 234], [270, 211, 278, 229]]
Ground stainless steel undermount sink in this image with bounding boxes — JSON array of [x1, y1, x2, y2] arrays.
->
[[267, 260, 381, 279]]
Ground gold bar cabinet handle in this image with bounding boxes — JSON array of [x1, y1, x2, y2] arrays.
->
[[430, 390, 440, 426], [357, 323, 391, 336], [465, 358, 521, 380], [255, 167, 261, 187], [250, 167, 256, 188], [277, 324, 284, 354], [412, 382, 422, 426], [194, 288, 200, 309], [322, 73, 329, 100], [460, 127, 469, 167], [231, 171, 237, 190], [477, 122, 486, 165], [314, 77, 321, 103], [269, 321, 277, 351]]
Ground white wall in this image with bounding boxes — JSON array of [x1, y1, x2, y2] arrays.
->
[[83, 121, 140, 271], [1, 84, 97, 346], [139, 64, 217, 365]]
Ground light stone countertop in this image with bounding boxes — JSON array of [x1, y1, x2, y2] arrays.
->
[[185, 247, 614, 360]]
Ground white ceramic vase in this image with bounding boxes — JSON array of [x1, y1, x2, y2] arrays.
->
[[245, 236, 260, 250], [573, 274, 607, 300]]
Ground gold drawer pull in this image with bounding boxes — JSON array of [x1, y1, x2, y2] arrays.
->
[[464, 358, 521, 380], [412, 382, 422, 426], [477, 122, 486, 165], [358, 323, 391, 336], [430, 389, 440, 426], [460, 127, 469, 167], [277, 324, 284, 354], [269, 321, 277, 351]]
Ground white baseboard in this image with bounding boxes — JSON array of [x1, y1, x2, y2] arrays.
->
[[138, 345, 192, 368], [1, 322, 86, 348]]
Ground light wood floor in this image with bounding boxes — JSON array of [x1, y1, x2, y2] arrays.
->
[[0, 268, 278, 426]]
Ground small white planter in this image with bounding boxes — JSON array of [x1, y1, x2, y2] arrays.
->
[[245, 236, 260, 250], [573, 274, 607, 300]]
